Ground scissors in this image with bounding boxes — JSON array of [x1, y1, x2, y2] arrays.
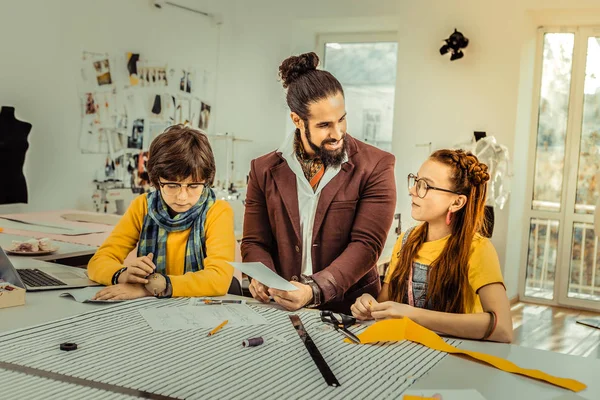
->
[[320, 310, 361, 344]]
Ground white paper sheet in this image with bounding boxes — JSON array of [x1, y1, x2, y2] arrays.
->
[[0, 218, 104, 236], [228, 262, 298, 291], [140, 304, 269, 331], [60, 287, 125, 303], [402, 389, 486, 400]]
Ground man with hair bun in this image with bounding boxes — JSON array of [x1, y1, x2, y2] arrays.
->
[[242, 52, 396, 313]]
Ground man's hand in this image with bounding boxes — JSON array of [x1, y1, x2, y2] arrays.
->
[[92, 283, 151, 301], [248, 279, 271, 303], [119, 253, 156, 284], [268, 281, 313, 311]]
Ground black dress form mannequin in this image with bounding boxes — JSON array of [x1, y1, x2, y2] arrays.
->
[[474, 131, 494, 238], [0, 106, 32, 204]]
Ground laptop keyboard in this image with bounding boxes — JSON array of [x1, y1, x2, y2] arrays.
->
[[17, 269, 67, 287]]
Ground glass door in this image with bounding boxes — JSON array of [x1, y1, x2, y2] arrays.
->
[[522, 27, 600, 311], [559, 29, 600, 309]]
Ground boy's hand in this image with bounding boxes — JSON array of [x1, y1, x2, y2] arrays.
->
[[119, 253, 156, 284]]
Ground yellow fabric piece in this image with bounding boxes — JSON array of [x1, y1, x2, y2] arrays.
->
[[384, 230, 505, 313], [87, 194, 235, 297], [345, 318, 586, 393]]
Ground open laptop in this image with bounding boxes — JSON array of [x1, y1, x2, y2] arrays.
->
[[0, 247, 99, 291]]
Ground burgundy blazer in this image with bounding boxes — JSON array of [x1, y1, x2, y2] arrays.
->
[[241, 135, 396, 313]]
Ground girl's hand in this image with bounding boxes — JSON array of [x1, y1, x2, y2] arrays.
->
[[350, 293, 378, 320], [370, 301, 419, 321]]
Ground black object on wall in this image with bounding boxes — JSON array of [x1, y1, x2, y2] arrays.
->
[[0, 106, 32, 204], [440, 29, 469, 61], [474, 131, 494, 238]]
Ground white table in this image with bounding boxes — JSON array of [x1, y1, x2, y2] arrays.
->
[[412, 340, 600, 399], [2, 289, 598, 400], [0, 233, 97, 263]]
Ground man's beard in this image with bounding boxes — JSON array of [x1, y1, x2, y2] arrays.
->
[[304, 124, 347, 168]]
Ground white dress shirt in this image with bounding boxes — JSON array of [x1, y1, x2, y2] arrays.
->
[[278, 132, 348, 276]]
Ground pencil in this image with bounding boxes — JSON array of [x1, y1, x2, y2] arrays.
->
[[203, 299, 243, 305], [207, 320, 228, 336]]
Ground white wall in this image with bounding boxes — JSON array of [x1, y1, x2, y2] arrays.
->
[[209, 0, 526, 292], [0, 0, 220, 211], [212, 0, 600, 299], [211, 1, 402, 184], [2, 0, 600, 299], [391, 1, 524, 297], [392, 0, 600, 299]]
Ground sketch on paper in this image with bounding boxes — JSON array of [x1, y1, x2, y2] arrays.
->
[[94, 59, 113, 86], [126, 52, 140, 86], [139, 305, 268, 331], [199, 102, 211, 130], [127, 119, 144, 150], [139, 66, 168, 87], [85, 93, 97, 115], [179, 69, 194, 93]]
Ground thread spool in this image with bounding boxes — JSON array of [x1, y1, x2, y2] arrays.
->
[[242, 337, 264, 347], [60, 342, 78, 351]]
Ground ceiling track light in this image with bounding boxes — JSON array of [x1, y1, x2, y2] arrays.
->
[[439, 29, 469, 61]]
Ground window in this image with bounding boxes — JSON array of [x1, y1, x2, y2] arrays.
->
[[318, 33, 398, 152]]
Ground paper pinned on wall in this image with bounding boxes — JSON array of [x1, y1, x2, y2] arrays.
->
[[199, 101, 211, 130], [228, 262, 298, 291]]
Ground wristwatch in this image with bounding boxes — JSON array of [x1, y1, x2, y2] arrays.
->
[[300, 275, 322, 308], [112, 267, 127, 285], [145, 273, 172, 298]]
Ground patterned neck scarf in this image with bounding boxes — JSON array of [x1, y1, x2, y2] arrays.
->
[[294, 131, 325, 191], [138, 187, 215, 274]]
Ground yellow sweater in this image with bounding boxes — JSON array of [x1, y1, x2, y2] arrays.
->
[[87, 194, 235, 297], [384, 231, 504, 313]]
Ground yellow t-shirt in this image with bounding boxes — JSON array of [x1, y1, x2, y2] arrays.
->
[[87, 194, 235, 297], [384, 228, 504, 313]]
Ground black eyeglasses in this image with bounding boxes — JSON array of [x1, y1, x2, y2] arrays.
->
[[407, 173, 462, 198], [158, 181, 205, 196]]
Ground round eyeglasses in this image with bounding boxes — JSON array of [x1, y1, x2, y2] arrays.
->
[[407, 173, 462, 198], [159, 181, 205, 197]]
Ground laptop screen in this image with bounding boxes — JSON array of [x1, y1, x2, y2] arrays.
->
[[0, 247, 26, 289]]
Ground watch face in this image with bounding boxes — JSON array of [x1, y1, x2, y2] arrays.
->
[[145, 273, 167, 296]]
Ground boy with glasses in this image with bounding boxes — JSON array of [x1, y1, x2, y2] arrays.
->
[[88, 125, 235, 300]]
